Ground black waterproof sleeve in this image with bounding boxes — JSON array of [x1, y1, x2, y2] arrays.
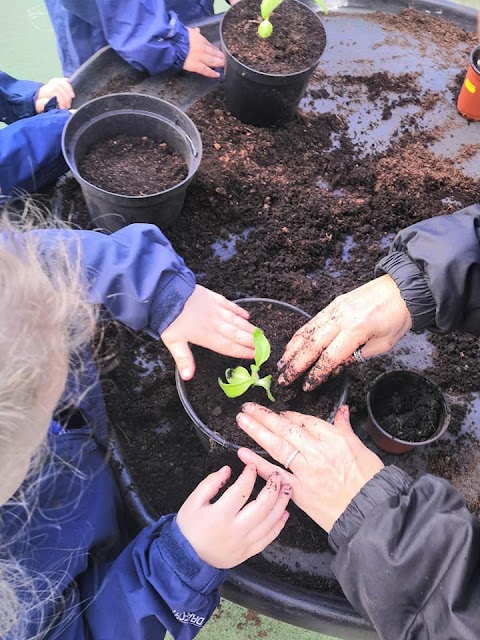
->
[[329, 466, 480, 639], [376, 204, 480, 334]]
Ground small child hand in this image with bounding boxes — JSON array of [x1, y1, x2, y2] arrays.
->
[[35, 77, 75, 113], [177, 464, 291, 569], [183, 27, 225, 79], [161, 285, 255, 380]]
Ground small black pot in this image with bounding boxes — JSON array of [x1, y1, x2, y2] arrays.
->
[[366, 370, 451, 454], [176, 297, 349, 454], [220, 0, 326, 126], [62, 93, 202, 231]]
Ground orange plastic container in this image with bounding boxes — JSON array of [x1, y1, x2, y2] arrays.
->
[[457, 44, 480, 121]]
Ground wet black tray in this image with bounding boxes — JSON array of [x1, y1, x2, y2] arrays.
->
[[71, 2, 479, 638]]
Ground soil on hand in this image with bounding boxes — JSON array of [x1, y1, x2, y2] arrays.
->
[[186, 302, 345, 449], [370, 373, 443, 442], [221, 0, 326, 74], [50, 6, 480, 599], [78, 135, 188, 195]]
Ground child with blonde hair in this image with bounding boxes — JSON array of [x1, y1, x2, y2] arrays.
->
[[0, 208, 291, 639]]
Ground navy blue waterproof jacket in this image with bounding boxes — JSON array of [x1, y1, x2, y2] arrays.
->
[[0, 71, 70, 196], [44, 0, 215, 77], [329, 205, 480, 639], [6, 224, 226, 639]]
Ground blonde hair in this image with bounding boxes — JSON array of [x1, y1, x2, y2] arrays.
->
[[0, 200, 97, 638]]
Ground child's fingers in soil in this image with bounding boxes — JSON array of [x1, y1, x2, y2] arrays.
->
[[215, 462, 257, 513]]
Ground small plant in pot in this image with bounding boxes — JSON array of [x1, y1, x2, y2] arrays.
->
[[62, 93, 202, 232], [220, 0, 328, 126], [366, 370, 451, 454], [176, 298, 348, 455]]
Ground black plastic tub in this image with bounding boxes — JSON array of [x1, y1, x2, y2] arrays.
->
[[62, 93, 202, 231]]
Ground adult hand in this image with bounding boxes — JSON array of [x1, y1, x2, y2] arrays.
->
[[35, 77, 75, 112], [236, 404, 384, 533], [161, 285, 255, 380], [177, 464, 291, 568], [278, 274, 412, 391], [183, 27, 225, 79]]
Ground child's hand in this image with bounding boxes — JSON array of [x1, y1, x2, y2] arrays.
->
[[35, 77, 75, 112], [183, 27, 225, 79], [177, 464, 291, 569], [161, 285, 255, 380]]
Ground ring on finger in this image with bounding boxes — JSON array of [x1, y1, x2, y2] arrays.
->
[[284, 449, 300, 470], [353, 348, 366, 363]]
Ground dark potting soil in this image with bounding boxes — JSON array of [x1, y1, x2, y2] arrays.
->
[[221, 0, 326, 74], [48, 7, 480, 596], [369, 373, 442, 442], [78, 134, 188, 196], [185, 303, 345, 449]]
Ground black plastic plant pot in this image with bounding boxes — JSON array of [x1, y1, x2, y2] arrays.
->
[[62, 93, 202, 231], [220, 0, 326, 126], [366, 370, 451, 454], [175, 297, 349, 454]]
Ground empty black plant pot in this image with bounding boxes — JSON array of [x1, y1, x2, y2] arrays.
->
[[220, 0, 327, 126], [366, 370, 451, 454], [62, 93, 202, 231], [176, 297, 348, 454]]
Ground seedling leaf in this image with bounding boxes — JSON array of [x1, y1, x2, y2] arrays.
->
[[218, 377, 253, 398], [226, 366, 251, 384], [253, 327, 271, 368], [256, 375, 275, 401]]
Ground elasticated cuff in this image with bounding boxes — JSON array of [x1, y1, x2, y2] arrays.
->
[[154, 515, 227, 594], [149, 270, 195, 336], [375, 251, 437, 331], [171, 22, 190, 69], [328, 466, 413, 553]]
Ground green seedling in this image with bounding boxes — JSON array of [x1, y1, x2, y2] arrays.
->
[[258, 0, 328, 39], [218, 327, 275, 402]]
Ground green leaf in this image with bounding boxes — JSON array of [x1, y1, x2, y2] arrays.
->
[[260, 0, 283, 21], [314, 0, 329, 14], [225, 366, 251, 384], [218, 377, 253, 398], [258, 19, 273, 38], [255, 375, 275, 402], [253, 327, 271, 369]]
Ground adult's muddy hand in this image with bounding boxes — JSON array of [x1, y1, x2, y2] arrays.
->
[[277, 274, 412, 391], [236, 404, 384, 533]]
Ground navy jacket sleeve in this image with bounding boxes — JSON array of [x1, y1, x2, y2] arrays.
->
[[80, 514, 226, 639], [0, 71, 42, 124], [0, 109, 70, 196], [32, 224, 196, 335], [95, 0, 191, 74], [329, 467, 480, 639], [376, 204, 480, 334]]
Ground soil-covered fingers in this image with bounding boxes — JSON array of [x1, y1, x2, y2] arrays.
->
[[237, 403, 311, 463], [180, 466, 231, 511], [237, 448, 294, 485], [216, 463, 258, 514], [238, 475, 292, 550], [302, 330, 365, 390], [277, 311, 340, 385]]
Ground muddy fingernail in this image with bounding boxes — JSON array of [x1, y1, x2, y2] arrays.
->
[[277, 359, 285, 370], [283, 485, 292, 495]]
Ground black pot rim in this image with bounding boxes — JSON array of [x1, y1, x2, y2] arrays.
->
[[469, 43, 480, 77], [175, 297, 349, 454], [62, 92, 202, 200], [220, 0, 326, 79], [366, 369, 451, 447]]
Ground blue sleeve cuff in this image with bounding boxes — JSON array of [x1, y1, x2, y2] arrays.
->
[[328, 466, 413, 553], [172, 22, 190, 69], [153, 515, 227, 594], [149, 271, 195, 336]]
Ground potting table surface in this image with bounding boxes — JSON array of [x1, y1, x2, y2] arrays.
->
[[67, 2, 479, 639]]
